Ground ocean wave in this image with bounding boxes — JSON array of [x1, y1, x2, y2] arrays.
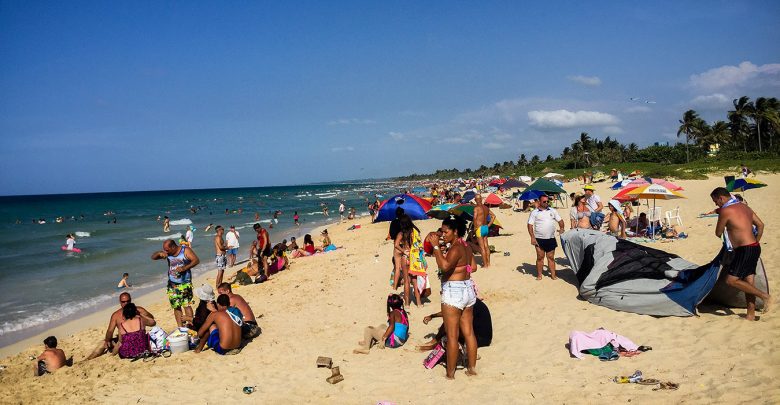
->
[[306, 211, 323, 215], [0, 293, 116, 336], [169, 218, 192, 226], [244, 220, 271, 225], [75, 231, 91, 237], [145, 233, 181, 241]]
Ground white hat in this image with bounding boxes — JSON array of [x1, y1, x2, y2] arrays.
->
[[608, 200, 622, 213], [195, 284, 215, 301]]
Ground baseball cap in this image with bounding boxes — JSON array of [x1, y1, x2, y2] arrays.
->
[[583, 185, 595, 191]]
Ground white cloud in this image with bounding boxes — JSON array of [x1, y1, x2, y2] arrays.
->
[[603, 126, 624, 135], [330, 146, 355, 152], [689, 61, 780, 92], [567, 75, 602, 86], [625, 106, 652, 113], [527, 109, 619, 129], [690, 93, 731, 109], [327, 118, 376, 125], [389, 131, 405, 141], [439, 137, 470, 144], [483, 142, 504, 149]]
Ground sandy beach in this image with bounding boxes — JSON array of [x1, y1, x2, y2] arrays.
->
[[1, 174, 778, 404]]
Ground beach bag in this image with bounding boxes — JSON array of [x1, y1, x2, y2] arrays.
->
[[423, 343, 445, 369], [148, 326, 168, 353], [590, 212, 605, 229]]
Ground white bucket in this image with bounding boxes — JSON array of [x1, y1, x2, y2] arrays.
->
[[168, 334, 189, 354]]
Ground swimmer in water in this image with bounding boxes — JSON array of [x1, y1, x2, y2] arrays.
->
[[65, 234, 76, 251], [117, 273, 131, 289]]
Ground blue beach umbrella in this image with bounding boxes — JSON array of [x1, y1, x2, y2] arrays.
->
[[518, 189, 546, 201]]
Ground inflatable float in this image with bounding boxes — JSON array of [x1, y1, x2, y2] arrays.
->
[[61, 246, 82, 253]]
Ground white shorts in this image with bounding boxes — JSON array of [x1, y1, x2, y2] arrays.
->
[[441, 279, 476, 310]]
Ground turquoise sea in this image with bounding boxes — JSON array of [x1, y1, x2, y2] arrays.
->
[[0, 182, 396, 348]]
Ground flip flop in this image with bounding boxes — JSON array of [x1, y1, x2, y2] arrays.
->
[[599, 352, 611, 362], [609, 351, 620, 361], [637, 378, 660, 385], [637, 345, 652, 352]]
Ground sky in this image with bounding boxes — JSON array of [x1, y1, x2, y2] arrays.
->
[[1, 1, 779, 195]]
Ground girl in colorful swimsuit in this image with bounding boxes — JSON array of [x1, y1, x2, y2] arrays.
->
[[426, 215, 479, 379], [353, 294, 409, 354]]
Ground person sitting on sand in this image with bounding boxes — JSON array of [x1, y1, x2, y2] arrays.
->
[[293, 234, 321, 257], [288, 237, 299, 251], [627, 212, 650, 234], [194, 294, 242, 355], [87, 292, 155, 360], [217, 283, 261, 339], [117, 303, 154, 359], [192, 284, 217, 331], [354, 294, 409, 354], [117, 273, 131, 289], [606, 200, 627, 238], [34, 336, 67, 376], [267, 245, 288, 275], [417, 298, 493, 351]]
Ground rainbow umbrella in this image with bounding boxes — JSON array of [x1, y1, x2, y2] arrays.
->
[[627, 177, 684, 191], [612, 187, 639, 202], [627, 184, 686, 239], [726, 178, 766, 193]]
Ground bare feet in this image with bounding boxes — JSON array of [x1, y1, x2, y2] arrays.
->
[[763, 295, 773, 314], [465, 368, 478, 377], [536, 275, 542, 280], [353, 348, 370, 354], [357, 340, 366, 346]]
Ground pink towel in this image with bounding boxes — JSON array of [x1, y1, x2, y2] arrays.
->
[[568, 328, 639, 359]]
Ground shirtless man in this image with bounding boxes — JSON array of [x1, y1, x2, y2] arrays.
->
[[87, 292, 155, 360], [194, 294, 242, 355], [607, 200, 627, 238], [711, 187, 772, 320], [34, 336, 67, 376], [473, 194, 495, 268], [253, 223, 271, 275], [217, 283, 261, 339], [213, 226, 228, 286]]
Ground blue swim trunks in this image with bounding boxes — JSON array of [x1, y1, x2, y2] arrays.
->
[[207, 329, 227, 355], [476, 225, 489, 238], [227, 248, 238, 256]]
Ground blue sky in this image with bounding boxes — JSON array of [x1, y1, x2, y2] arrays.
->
[[1, 1, 779, 195]]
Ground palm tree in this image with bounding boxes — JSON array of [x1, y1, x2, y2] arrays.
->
[[730, 97, 753, 152], [579, 132, 592, 151], [754, 97, 780, 151], [677, 109, 702, 163]]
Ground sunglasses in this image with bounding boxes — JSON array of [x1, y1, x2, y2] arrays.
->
[[120, 300, 130, 304]]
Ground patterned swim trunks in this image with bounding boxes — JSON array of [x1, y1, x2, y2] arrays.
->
[[167, 282, 194, 309], [215, 254, 227, 270]]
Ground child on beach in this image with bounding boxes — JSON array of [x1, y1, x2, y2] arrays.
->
[[34, 336, 67, 376], [354, 294, 409, 354], [117, 273, 131, 289]]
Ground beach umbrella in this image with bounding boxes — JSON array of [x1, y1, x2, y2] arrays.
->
[[610, 179, 634, 190], [627, 184, 686, 239], [726, 178, 767, 193], [461, 190, 477, 203], [427, 203, 458, 220], [612, 187, 639, 202], [627, 177, 683, 191], [374, 193, 433, 222], [543, 172, 564, 179], [489, 179, 506, 187], [518, 189, 546, 201], [483, 193, 504, 207], [502, 179, 528, 189], [519, 175, 532, 183], [448, 204, 475, 221]]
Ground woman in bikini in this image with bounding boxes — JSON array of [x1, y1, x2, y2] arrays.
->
[[570, 195, 592, 230], [425, 215, 478, 379], [117, 303, 155, 359]]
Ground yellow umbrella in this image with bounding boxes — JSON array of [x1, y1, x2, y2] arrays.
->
[[626, 184, 686, 239]]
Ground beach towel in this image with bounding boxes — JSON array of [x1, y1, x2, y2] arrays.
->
[[408, 229, 428, 277], [568, 328, 638, 359]]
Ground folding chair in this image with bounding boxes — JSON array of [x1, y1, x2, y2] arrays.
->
[[664, 207, 683, 227]]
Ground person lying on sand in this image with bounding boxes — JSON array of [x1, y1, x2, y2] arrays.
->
[[354, 294, 408, 354], [34, 336, 67, 376], [194, 294, 242, 355]]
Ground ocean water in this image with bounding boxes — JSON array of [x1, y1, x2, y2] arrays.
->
[[0, 182, 396, 348]]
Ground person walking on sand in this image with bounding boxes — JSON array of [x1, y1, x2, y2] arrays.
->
[[152, 239, 200, 327], [473, 194, 495, 268], [711, 187, 772, 320], [225, 225, 240, 267], [527, 195, 565, 280], [214, 226, 228, 286], [163, 216, 170, 233]]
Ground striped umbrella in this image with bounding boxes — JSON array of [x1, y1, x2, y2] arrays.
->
[[726, 178, 766, 193]]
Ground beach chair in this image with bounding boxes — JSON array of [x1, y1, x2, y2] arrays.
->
[[664, 207, 683, 227], [647, 207, 663, 224]]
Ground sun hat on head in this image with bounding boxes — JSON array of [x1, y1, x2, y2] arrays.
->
[[583, 185, 595, 191], [608, 199, 622, 213], [195, 284, 215, 301]]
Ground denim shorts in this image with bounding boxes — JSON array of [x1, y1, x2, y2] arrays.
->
[[227, 248, 238, 256], [441, 279, 476, 310]]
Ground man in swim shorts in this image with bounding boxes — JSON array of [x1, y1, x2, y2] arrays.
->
[[194, 294, 242, 355], [473, 194, 495, 268], [225, 225, 240, 267], [213, 226, 228, 286], [527, 195, 564, 280], [711, 187, 772, 320], [152, 240, 200, 327], [87, 292, 155, 360], [253, 223, 271, 275]]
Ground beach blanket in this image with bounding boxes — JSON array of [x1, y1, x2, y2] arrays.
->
[[408, 229, 428, 277], [568, 328, 638, 359]]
